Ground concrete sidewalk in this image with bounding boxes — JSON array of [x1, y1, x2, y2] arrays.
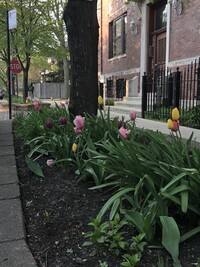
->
[[109, 111, 200, 144], [0, 99, 9, 121], [0, 120, 37, 267]]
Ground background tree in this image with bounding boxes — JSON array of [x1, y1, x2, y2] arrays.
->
[[0, 0, 50, 101], [63, 0, 99, 116], [0, 0, 69, 101], [28, 55, 49, 84], [0, 51, 8, 88], [45, 0, 70, 97]]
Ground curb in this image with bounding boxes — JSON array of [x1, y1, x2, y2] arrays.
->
[[0, 120, 37, 267]]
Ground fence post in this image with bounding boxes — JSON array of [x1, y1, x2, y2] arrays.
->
[[173, 67, 181, 109], [168, 72, 173, 106], [197, 57, 200, 101], [142, 72, 147, 118]]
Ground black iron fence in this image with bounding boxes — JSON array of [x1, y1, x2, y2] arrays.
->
[[142, 57, 200, 128]]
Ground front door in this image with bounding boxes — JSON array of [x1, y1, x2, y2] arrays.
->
[[148, 0, 167, 74], [156, 31, 166, 66]]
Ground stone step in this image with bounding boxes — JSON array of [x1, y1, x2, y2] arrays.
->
[[123, 96, 142, 102], [107, 97, 142, 118], [114, 101, 141, 108]]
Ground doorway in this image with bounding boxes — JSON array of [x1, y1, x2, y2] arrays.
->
[[148, 0, 167, 74]]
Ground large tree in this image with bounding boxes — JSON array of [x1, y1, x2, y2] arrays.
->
[[63, 0, 99, 116]]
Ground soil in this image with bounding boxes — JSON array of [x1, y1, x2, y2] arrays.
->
[[14, 139, 200, 267]]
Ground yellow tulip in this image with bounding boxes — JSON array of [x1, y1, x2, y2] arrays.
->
[[72, 143, 77, 153], [167, 119, 174, 130], [172, 107, 180, 121], [98, 96, 103, 105]]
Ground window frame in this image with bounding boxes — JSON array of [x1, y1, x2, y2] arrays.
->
[[109, 13, 127, 59]]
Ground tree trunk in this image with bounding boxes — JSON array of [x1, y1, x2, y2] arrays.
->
[[63, 0, 99, 117], [63, 56, 70, 98], [23, 69, 29, 102], [18, 52, 30, 102]]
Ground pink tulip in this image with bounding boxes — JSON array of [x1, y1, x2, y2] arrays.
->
[[45, 120, 53, 128], [34, 101, 40, 110], [59, 117, 67, 125], [129, 111, 137, 120], [46, 159, 55, 167], [73, 115, 85, 130], [74, 127, 82, 134], [119, 127, 130, 139], [172, 120, 180, 132]]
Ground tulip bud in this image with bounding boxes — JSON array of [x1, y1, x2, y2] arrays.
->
[[45, 120, 53, 128], [98, 96, 103, 105], [72, 143, 77, 153], [46, 159, 55, 167], [172, 107, 180, 121], [167, 119, 174, 130], [73, 116, 85, 130], [59, 117, 67, 125], [129, 111, 137, 120], [119, 127, 130, 139]]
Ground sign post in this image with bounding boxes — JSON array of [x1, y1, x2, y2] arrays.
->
[[7, 9, 17, 119]]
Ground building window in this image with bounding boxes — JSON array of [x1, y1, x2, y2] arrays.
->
[[109, 14, 127, 58], [155, 3, 167, 30], [107, 80, 114, 98], [116, 79, 126, 99]]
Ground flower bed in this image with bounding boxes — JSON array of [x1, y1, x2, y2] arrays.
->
[[12, 102, 51, 113], [13, 104, 200, 267]]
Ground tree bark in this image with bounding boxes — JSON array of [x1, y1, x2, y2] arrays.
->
[[63, 0, 99, 117], [20, 52, 30, 102], [63, 56, 70, 98]]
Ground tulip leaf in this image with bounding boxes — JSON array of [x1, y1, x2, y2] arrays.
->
[[109, 199, 120, 220], [97, 188, 134, 221], [161, 172, 188, 192], [160, 216, 182, 267], [25, 155, 44, 178], [180, 225, 200, 243], [123, 210, 144, 234]]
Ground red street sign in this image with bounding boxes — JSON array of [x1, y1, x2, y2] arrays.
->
[[10, 58, 22, 74]]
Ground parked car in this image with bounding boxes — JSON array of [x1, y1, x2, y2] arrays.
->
[[0, 88, 4, 100]]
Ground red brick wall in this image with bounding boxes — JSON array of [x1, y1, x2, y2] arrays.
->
[[170, 0, 200, 62], [98, 0, 141, 80]]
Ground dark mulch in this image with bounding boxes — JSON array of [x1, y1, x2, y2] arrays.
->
[[14, 139, 200, 267]]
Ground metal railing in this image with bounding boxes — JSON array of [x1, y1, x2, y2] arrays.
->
[[142, 57, 200, 127]]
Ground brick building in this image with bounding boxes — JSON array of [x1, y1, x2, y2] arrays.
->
[[98, 0, 200, 100]]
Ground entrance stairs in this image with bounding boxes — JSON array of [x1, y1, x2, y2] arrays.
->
[[107, 97, 142, 118]]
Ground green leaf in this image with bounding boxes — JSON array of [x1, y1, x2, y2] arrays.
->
[[123, 210, 144, 234], [161, 172, 188, 192], [25, 155, 44, 177], [180, 226, 200, 243], [160, 216, 182, 267], [89, 181, 119, 190], [109, 199, 120, 220], [83, 166, 100, 185], [82, 241, 93, 247], [97, 188, 134, 221]]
